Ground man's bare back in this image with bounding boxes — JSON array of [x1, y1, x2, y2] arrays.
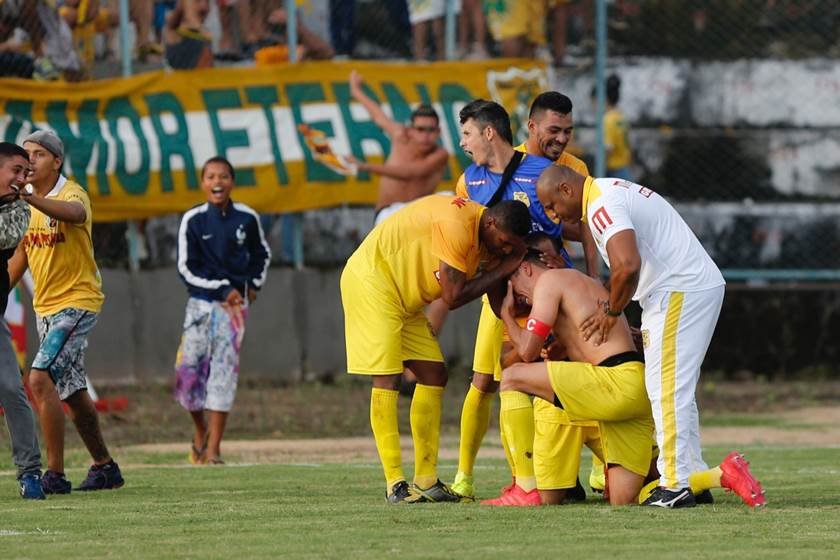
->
[[532, 268, 636, 365]]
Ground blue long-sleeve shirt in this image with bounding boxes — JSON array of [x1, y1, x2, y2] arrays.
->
[[177, 201, 271, 301]]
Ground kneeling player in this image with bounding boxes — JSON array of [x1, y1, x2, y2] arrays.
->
[[500, 252, 766, 506]]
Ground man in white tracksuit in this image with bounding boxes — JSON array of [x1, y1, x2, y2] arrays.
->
[[535, 165, 736, 508]]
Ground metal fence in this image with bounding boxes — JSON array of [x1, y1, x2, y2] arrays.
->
[[2, 1, 839, 281]]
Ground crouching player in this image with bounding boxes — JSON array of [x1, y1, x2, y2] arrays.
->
[[500, 251, 766, 506]]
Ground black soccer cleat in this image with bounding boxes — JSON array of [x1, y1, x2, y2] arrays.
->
[[386, 480, 411, 504], [695, 489, 715, 505], [642, 487, 696, 509]]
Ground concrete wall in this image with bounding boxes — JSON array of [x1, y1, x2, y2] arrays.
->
[[21, 268, 482, 384]]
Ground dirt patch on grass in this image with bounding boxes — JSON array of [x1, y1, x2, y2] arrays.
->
[[122, 405, 840, 465]]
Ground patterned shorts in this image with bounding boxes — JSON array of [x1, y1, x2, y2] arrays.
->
[[174, 298, 247, 412], [32, 308, 98, 401]]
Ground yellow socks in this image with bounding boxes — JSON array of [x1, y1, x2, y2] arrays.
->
[[499, 390, 536, 492], [690, 466, 723, 493], [457, 384, 493, 477], [410, 384, 444, 490], [370, 388, 404, 492]]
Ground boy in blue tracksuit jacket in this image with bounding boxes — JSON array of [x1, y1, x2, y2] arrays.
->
[[174, 156, 271, 465]]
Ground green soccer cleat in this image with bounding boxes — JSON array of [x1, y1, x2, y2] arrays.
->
[[404, 480, 462, 503], [450, 472, 475, 501], [589, 463, 606, 493]]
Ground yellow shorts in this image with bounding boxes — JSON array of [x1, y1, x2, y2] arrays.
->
[[486, 0, 547, 45], [547, 359, 654, 477], [341, 263, 443, 375], [533, 397, 602, 490], [472, 296, 504, 379]]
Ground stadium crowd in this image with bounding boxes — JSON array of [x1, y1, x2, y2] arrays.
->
[[0, 0, 604, 78]]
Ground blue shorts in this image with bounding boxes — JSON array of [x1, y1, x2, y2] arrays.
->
[[32, 308, 98, 401]]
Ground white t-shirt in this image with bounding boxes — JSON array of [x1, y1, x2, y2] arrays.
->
[[584, 177, 725, 302]]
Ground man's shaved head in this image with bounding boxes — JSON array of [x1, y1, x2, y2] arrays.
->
[[536, 165, 586, 223]]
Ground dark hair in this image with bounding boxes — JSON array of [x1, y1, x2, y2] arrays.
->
[[522, 247, 547, 267], [459, 99, 513, 145], [201, 156, 235, 180], [606, 75, 621, 105], [410, 104, 439, 124], [487, 200, 531, 238], [0, 142, 29, 163], [529, 91, 573, 119], [525, 231, 563, 254]]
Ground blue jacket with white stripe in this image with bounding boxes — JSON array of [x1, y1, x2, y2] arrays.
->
[[177, 201, 271, 302]]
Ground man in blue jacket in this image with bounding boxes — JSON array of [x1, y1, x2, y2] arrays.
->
[[175, 156, 271, 465]]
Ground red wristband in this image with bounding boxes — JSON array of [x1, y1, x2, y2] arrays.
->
[[525, 317, 551, 339]]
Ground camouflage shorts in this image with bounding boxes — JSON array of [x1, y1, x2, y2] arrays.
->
[[32, 308, 98, 401]]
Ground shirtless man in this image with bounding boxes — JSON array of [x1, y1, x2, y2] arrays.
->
[[349, 70, 449, 226], [499, 250, 652, 504], [499, 251, 766, 507]]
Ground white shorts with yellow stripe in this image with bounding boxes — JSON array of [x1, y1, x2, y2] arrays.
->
[[640, 286, 724, 489]]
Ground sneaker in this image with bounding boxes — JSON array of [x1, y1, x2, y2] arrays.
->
[[386, 480, 411, 504], [720, 451, 766, 508], [566, 478, 587, 503], [404, 480, 462, 503], [76, 461, 125, 491], [450, 472, 475, 501], [642, 487, 696, 509], [20, 473, 46, 500], [41, 470, 72, 495], [481, 484, 541, 507], [695, 489, 715, 505]]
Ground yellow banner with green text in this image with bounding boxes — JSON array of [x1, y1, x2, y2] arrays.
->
[[0, 60, 547, 221]]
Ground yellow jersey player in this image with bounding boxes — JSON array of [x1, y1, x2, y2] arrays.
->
[[9, 130, 123, 494], [341, 194, 531, 503]]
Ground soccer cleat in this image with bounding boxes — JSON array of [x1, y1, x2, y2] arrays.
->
[[695, 489, 715, 505], [404, 480, 462, 503], [481, 484, 541, 507], [566, 478, 587, 503], [41, 470, 72, 495], [19, 473, 46, 500], [386, 480, 411, 504], [720, 451, 766, 508], [642, 487, 696, 508], [450, 472, 475, 501], [76, 461, 125, 491]]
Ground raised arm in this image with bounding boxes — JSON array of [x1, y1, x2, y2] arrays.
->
[[349, 70, 405, 138]]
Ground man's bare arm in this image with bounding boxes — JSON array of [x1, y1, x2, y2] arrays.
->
[[7, 245, 28, 290], [349, 70, 404, 138], [580, 229, 640, 344], [438, 252, 523, 310], [22, 193, 86, 224], [356, 148, 447, 180], [502, 280, 561, 363]]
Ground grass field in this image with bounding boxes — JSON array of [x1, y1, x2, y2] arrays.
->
[[2, 446, 840, 559], [2, 379, 840, 559]]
